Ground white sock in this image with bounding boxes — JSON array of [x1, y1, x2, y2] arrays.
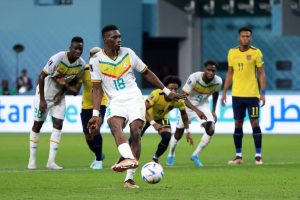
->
[[125, 168, 136, 181], [29, 131, 40, 160], [48, 128, 62, 164], [118, 143, 135, 159], [192, 133, 212, 156], [255, 153, 262, 157], [168, 135, 178, 157]]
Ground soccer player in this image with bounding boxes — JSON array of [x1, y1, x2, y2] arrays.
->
[[27, 36, 85, 170], [80, 47, 108, 170], [141, 75, 191, 163], [87, 25, 182, 189], [167, 60, 222, 167], [221, 27, 266, 165]]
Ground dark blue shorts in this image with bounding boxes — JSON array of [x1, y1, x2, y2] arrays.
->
[[232, 97, 260, 120], [80, 105, 107, 133]]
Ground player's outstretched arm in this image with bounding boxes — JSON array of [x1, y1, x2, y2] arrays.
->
[[221, 67, 233, 106], [38, 71, 48, 113], [87, 82, 103, 133], [142, 68, 185, 101], [212, 91, 219, 122], [184, 98, 207, 121], [180, 109, 193, 145]]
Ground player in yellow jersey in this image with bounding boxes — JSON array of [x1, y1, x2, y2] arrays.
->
[[222, 27, 266, 165], [167, 61, 222, 167], [142, 75, 191, 163], [80, 47, 108, 170]]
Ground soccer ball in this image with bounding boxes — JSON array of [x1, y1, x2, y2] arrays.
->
[[141, 162, 164, 184]]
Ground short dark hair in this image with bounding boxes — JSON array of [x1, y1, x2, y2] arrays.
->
[[204, 60, 218, 68], [163, 75, 181, 87], [238, 27, 252, 34], [102, 25, 119, 38], [71, 36, 83, 43]]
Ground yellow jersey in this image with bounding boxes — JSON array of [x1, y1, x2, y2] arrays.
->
[[81, 64, 108, 109], [227, 45, 264, 97], [146, 89, 186, 120]]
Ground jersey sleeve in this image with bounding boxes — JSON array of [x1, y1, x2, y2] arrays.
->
[[128, 48, 147, 73], [227, 49, 233, 68], [256, 49, 264, 68], [182, 74, 196, 94], [43, 52, 62, 75], [89, 56, 102, 82], [146, 90, 159, 106], [215, 77, 223, 92]]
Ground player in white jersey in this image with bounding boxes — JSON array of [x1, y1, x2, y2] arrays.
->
[[88, 25, 183, 189], [167, 61, 223, 167], [27, 37, 85, 170]]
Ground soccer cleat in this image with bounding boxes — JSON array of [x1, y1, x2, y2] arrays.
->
[[92, 161, 103, 170], [190, 155, 204, 167], [228, 156, 244, 165], [90, 154, 105, 168], [27, 159, 37, 170], [111, 158, 139, 172], [46, 162, 63, 170], [255, 156, 263, 165], [166, 156, 175, 166], [124, 179, 139, 189]]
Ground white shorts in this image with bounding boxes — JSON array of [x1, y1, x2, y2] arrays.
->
[[177, 103, 214, 129], [33, 93, 66, 121], [106, 96, 146, 125]]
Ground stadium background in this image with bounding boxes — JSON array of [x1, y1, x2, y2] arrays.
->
[[0, 0, 299, 133]]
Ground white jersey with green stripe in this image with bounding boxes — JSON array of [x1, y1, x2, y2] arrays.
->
[[36, 51, 85, 100], [89, 47, 147, 102], [183, 72, 222, 106]]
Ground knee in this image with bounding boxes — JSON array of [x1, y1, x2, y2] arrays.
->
[[32, 122, 43, 133], [161, 132, 172, 144], [235, 120, 244, 128], [174, 128, 184, 140], [250, 119, 259, 127], [204, 122, 215, 136]]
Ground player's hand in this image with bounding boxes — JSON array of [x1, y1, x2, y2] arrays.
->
[[186, 132, 194, 145], [221, 93, 227, 106], [260, 94, 265, 107], [167, 92, 186, 102], [39, 99, 47, 113], [53, 93, 63, 106], [196, 110, 207, 120], [87, 116, 101, 134], [212, 112, 217, 123], [54, 76, 66, 86], [153, 123, 163, 131]]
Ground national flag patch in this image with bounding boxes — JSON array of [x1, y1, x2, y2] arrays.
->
[[48, 60, 53, 66]]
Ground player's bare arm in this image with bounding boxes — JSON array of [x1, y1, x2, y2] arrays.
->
[[212, 91, 219, 122], [87, 81, 103, 133], [54, 76, 82, 96], [145, 100, 162, 131], [142, 68, 185, 101], [258, 66, 266, 107], [183, 92, 207, 120], [180, 109, 193, 145], [221, 67, 233, 106], [38, 71, 48, 113]]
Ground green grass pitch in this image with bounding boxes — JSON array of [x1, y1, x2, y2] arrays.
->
[[0, 133, 299, 200]]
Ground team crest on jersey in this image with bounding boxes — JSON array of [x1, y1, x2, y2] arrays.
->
[[246, 55, 252, 61], [89, 64, 93, 72]]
